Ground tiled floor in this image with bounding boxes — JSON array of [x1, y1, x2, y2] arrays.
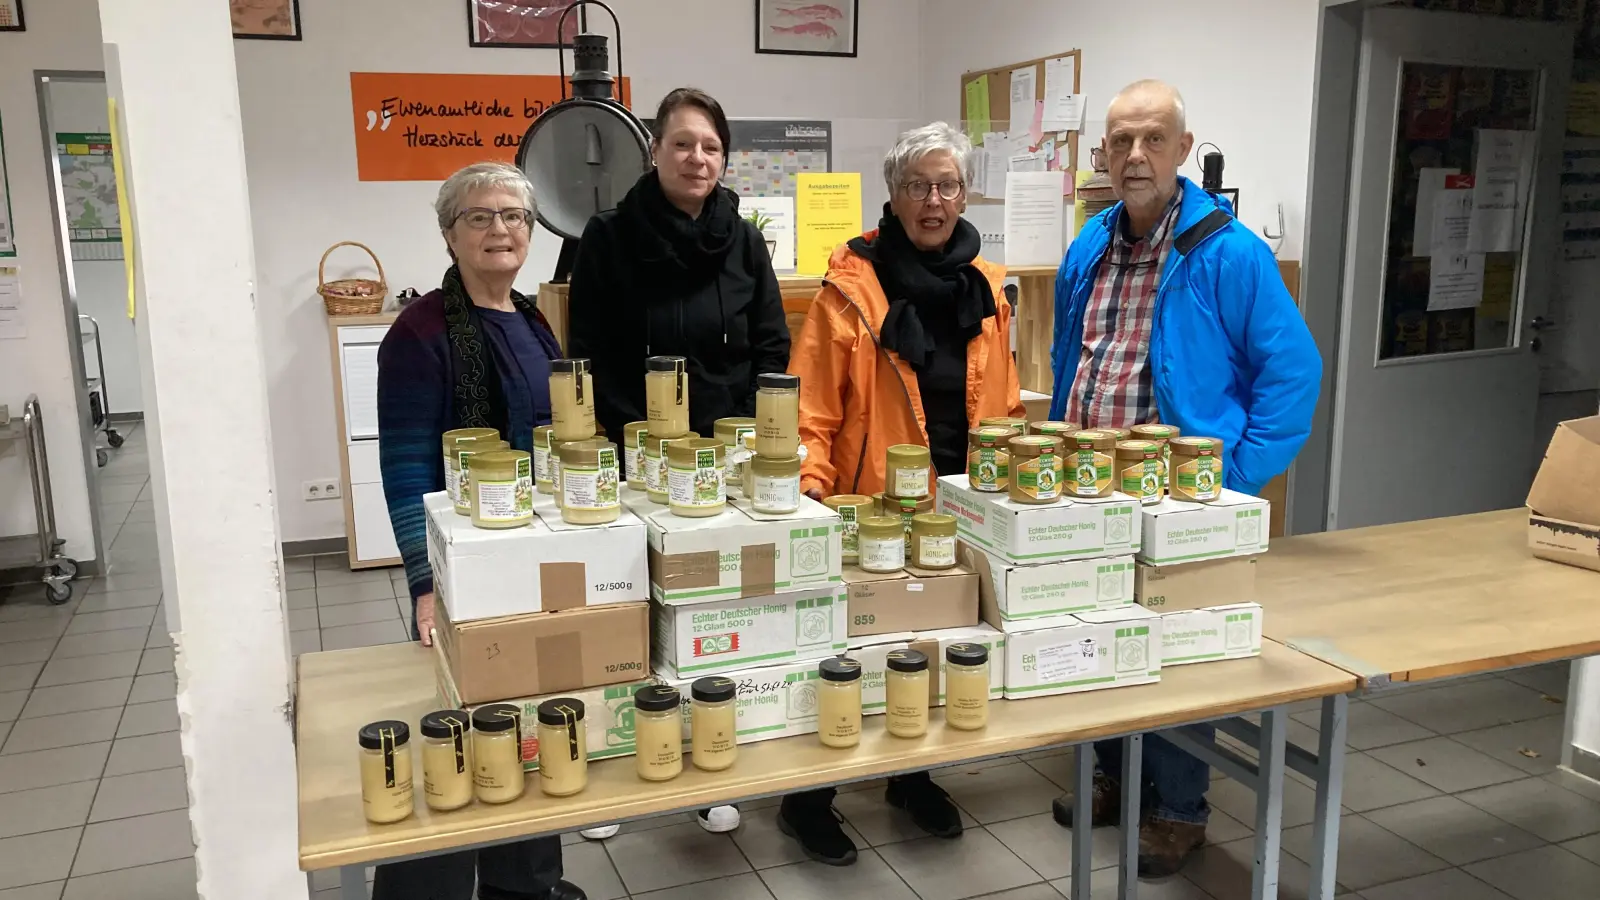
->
[[5, 425, 1600, 900]]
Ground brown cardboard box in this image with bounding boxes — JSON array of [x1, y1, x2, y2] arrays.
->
[[1134, 557, 1258, 613], [434, 600, 650, 705], [1527, 417, 1600, 573], [1528, 515, 1600, 573], [842, 565, 979, 637]]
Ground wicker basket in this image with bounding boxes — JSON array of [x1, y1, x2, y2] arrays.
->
[[318, 241, 388, 317]]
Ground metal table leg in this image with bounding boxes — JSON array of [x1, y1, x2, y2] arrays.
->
[[1309, 694, 1349, 900], [1072, 744, 1094, 900], [340, 864, 366, 900], [1252, 709, 1286, 900], [1119, 733, 1143, 900]]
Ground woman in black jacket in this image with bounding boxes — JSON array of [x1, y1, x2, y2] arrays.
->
[[568, 87, 790, 443]]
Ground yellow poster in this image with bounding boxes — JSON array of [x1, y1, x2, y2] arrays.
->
[[964, 75, 991, 144], [795, 173, 861, 276], [1569, 83, 1600, 137]]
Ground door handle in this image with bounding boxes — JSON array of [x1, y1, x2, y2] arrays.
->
[[1530, 315, 1557, 331]]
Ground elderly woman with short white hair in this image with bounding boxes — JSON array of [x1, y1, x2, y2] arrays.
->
[[375, 160, 584, 900]]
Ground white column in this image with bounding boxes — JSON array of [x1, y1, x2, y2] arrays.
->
[[95, 1, 303, 896]]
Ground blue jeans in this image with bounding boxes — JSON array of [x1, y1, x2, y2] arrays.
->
[[1093, 726, 1211, 826]]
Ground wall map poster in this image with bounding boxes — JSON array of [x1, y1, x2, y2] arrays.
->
[[55, 133, 122, 249]]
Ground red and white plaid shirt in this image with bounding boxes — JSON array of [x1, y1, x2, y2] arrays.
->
[[1064, 194, 1182, 430]]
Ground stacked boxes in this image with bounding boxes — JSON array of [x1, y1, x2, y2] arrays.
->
[[1135, 491, 1268, 666]]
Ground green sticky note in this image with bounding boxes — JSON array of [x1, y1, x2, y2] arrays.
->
[[965, 75, 991, 144]]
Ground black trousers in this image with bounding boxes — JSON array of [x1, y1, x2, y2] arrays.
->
[[781, 770, 934, 809], [370, 836, 563, 900]]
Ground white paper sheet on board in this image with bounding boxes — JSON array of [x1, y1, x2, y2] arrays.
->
[[0, 265, 25, 339], [1009, 67, 1036, 132], [1005, 171, 1067, 267], [983, 132, 1010, 197], [1043, 56, 1079, 131], [742, 196, 796, 272], [1413, 167, 1460, 255], [1428, 252, 1486, 311], [1430, 183, 1474, 256], [1468, 129, 1535, 253]]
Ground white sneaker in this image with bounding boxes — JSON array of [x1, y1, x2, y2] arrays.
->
[[580, 824, 620, 840], [697, 806, 741, 833]]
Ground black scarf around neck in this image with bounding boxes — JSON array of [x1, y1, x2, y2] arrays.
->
[[442, 264, 546, 431], [624, 169, 740, 273], [850, 204, 995, 369]]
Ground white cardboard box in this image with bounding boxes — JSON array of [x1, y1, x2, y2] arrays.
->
[[1137, 491, 1269, 565], [966, 543, 1134, 630], [424, 491, 648, 623], [935, 475, 1141, 563], [640, 494, 843, 603], [652, 586, 849, 678], [847, 624, 1006, 705], [1160, 602, 1263, 666], [1002, 606, 1162, 699]]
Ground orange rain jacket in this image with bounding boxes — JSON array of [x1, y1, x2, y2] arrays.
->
[[789, 233, 1025, 497]]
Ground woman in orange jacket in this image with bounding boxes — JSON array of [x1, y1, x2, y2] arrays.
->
[[779, 122, 1023, 866]]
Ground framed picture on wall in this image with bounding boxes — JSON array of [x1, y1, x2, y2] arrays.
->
[[755, 0, 859, 58], [231, 0, 301, 41], [469, 0, 581, 49], [0, 0, 25, 33]]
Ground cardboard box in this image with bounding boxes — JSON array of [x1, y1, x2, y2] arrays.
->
[[641, 494, 843, 603], [1134, 557, 1258, 613], [916, 624, 1007, 704], [936, 474, 1141, 563], [967, 543, 1134, 631], [1527, 417, 1600, 572], [435, 600, 650, 705], [1160, 603, 1263, 666], [842, 565, 979, 637], [435, 643, 654, 771], [1002, 607, 1161, 699], [1136, 491, 1269, 565], [651, 586, 849, 678], [425, 491, 648, 623]]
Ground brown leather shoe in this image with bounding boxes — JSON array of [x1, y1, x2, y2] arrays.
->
[[1137, 818, 1206, 878], [1049, 772, 1121, 829]]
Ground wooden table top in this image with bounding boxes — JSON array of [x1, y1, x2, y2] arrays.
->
[[297, 641, 1352, 870], [1258, 508, 1600, 687]]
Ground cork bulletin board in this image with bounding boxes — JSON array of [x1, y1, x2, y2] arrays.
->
[[959, 49, 1082, 204]]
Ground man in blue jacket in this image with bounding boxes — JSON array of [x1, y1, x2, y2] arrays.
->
[[1048, 80, 1320, 878]]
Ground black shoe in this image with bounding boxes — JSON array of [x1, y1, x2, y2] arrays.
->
[[1051, 773, 1121, 829], [884, 777, 963, 838], [543, 881, 587, 900], [777, 798, 859, 866]]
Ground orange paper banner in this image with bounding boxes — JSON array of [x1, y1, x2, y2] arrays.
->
[[349, 72, 631, 182]]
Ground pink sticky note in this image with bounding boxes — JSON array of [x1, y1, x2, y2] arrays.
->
[[1029, 100, 1045, 144]]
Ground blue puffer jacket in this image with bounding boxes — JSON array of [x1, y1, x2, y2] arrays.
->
[[1048, 177, 1321, 494]]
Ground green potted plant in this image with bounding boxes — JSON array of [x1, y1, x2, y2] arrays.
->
[[744, 208, 778, 260]]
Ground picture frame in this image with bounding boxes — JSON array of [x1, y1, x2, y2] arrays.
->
[[754, 0, 859, 58], [0, 0, 24, 33], [231, 0, 301, 41], [469, 0, 581, 49]]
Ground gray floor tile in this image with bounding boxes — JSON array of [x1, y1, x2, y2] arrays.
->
[[1464, 845, 1600, 900], [558, 841, 624, 900], [286, 571, 315, 591], [1281, 814, 1448, 890], [316, 600, 399, 628], [730, 803, 864, 870], [1183, 837, 1320, 900], [0, 782, 96, 838], [604, 820, 750, 894], [61, 857, 197, 900], [759, 848, 919, 900], [1562, 832, 1600, 865], [2, 708, 121, 756], [88, 767, 187, 822], [287, 608, 318, 632], [286, 588, 317, 610], [1206, 808, 1253, 844], [290, 630, 322, 655], [0, 691, 24, 723], [70, 809, 193, 876], [136, 648, 173, 676], [1021, 748, 1080, 791], [0, 618, 69, 645], [73, 590, 160, 614], [84, 573, 161, 595], [0, 882, 65, 899], [634, 871, 772, 900], [143, 627, 170, 650], [313, 553, 349, 571], [1337, 752, 1442, 812], [1450, 716, 1565, 776], [320, 620, 407, 651], [833, 779, 978, 846], [0, 742, 109, 794], [878, 829, 1040, 900], [63, 608, 155, 637], [986, 814, 1118, 880], [117, 701, 179, 739], [1370, 680, 1559, 735], [0, 828, 82, 890], [284, 556, 315, 573], [1456, 776, 1600, 843], [103, 733, 182, 777], [1358, 868, 1515, 900], [1292, 701, 1438, 751], [971, 885, 1067, 900], [1365, 795, 1546, 865], [1055, 874, 1211, 900], [127, 674, 175, 705], [0, 599, 77, 623], [314, 567, 393, 588], [934, 761, 1061, 825], [34, 651, 142, 688], [51, 628, 148, 659], [1209, 772, 1323, 829], [1545, 769, 1600, 804], [20, 679, 132, 719], [0, 641, 57, 666], [313, 580, 397, 606], [1501, 661, 1570, 699], [1365, 737, 1528, 794]]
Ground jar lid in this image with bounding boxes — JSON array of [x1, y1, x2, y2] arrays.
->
[[691, 676, 737, 703], [623, 421, 650, 437], [819, 656, 862, 682], [645, 430, 700, 452], [472, 703, 522, 733], [1116, 440, 1160, 456], [665, 436, 723, 462], [1070, 429, 1117, 449], [713, 418, 757, 441], [646, 355, 687, 373], [751, 454, 801, 474], [551, 358, 591, 375], [911, 512, 956, 533], [559, 439, 616, 467], [444, 427, 500, 449], [823, 494, 874, 510], [886, 444, 930, 463], [536, 698, 586, 726], [420, 710, 471, 739], [1029, 421, 1074, 435], [358, 720, 410, 749], [946, 642, 990, 666], [758, 372, 800, 390], [1009, 435, 1060, 455], [979, 417, 1028, 429], [886, 648, 929, 673], [1131, 424, 1179, 438], [858, 515, 905, 538], [1169, 436, 1221, 452], [472, 449, 528, 471], [634, 684, 681, 712], [461, 440, 511, 456], [970, 426, 1018, 447]]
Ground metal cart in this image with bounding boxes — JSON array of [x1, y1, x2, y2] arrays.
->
[[0, 395, 79, 603], [78, 314, 124, 467]]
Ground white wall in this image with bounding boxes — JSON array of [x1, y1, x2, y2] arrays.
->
[[0, 0, 103, 561], [239, 0, 928, 544], [919, 0, 1321, 261]]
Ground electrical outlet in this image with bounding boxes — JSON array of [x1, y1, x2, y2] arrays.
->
[[302, 479, 342, 501]]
